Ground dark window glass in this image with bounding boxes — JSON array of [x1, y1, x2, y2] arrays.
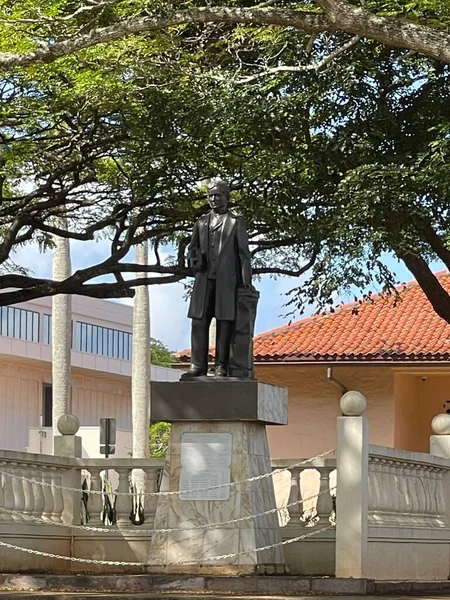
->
[[74, 321, 132, 360], [19, 309, 26, 340], [75, 322, 81, 350], [12, 308, 19, 338], [1, 307, 6, 336], [118, 331, 124, 359], [27, 311, 34, 342], [108, 329, 113, 357], [32, 312, 39, 342], [113, 330, 119, 358], [92, 325, 98, 354], [43, 384, 52, 427], [102, 328, 108, 356]]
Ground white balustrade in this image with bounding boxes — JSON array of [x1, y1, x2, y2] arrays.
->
[[0, 454, 74, 525], [0, 449, 163, 531], [368, 446, 449, 529], [78, 458, 164, 528], [271, 459, 336, 529]]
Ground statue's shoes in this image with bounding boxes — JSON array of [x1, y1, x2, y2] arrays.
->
[[214, 366, 227, 377], [180, 367, 207, 381]]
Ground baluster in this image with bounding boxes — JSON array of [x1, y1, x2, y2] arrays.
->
[[41, 468, 55, 522], [3, 467, 15, 522], [412, 464, 427, 526], [50, 467, 64, 523], [383, 460, 397, 522], [368, 459, 380, 524], [434, 468, 446, 527], [396, 463, 411, 525], [30, 465, 45, 519], [431, 468, 443, 526], [21, 466, 35, 519], [376, 459, 391, 523], [316, 467, 333, 526], [405, 464, 421, 525], [88, 468, 104, 525], [2, 466, 18, 522], [387, 461, 400, 523], [115, 468, 131, 525], [144, 467, 159, 528], [420, 467, 433, 526], [287, 468, 302, 521], [10, 463, 25, 522], [300, 467, 318, 524], [0, 468, 5, 521]]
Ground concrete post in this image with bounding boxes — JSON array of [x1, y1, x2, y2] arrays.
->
[[335, 391, 369, 579], [54, 414, 82, 458], [430, 413, 450, 459], [54, 414, 82, 525]]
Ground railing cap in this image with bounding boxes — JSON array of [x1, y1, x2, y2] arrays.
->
[[432, 413, 450, 436], [340, 390, 367, 416]]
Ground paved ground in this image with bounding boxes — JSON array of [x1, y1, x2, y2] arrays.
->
[[0, 591, 450, 600]]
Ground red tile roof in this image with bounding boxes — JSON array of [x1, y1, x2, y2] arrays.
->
[[254, 271, 450, 362], [179, 271, 450, 363]]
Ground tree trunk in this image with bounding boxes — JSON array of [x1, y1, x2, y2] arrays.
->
[[52, 219, 72, 453], [131, 239, 151, 521], [132, 239, 151, 460]]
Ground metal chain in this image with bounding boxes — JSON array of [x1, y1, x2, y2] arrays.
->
[[0, 448, 335, 497], [0, 486, 336, 534], [0, 523, 334, 567], [179, 524, 336, 564]]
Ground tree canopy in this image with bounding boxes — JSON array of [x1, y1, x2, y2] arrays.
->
[[1, 0, 450, 325]]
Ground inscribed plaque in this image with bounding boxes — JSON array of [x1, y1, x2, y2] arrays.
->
[[180, 433, 232, 501]]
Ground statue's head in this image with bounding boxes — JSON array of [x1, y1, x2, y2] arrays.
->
[[208, 178, 230, 211]]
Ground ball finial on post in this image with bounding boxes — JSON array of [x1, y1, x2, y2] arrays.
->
[[57, 413, 80, 436], [340, 391, 367, 416], [431, 413, 450, 436]]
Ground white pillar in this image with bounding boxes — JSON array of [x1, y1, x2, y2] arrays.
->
[[335, 391, 369, 579], [53, 414, 82, 526]]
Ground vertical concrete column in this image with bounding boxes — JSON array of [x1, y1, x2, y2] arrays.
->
[[335, 391, 369, 579], [430, 413, 450, 458], [53, 414, 82, 525]]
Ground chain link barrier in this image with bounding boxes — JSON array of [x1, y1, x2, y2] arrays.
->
[[0, 523, 335, 567], [0, 448, 335, 497], [0, 486, 336, 534]]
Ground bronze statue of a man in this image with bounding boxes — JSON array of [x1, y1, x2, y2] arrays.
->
[[181, 179, 253, 379]]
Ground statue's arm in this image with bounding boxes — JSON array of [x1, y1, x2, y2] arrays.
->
[[187, 220, 203, 273], [236, 218, 252, 287]]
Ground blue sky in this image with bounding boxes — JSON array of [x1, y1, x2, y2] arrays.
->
[[13, 240, 445, 351]]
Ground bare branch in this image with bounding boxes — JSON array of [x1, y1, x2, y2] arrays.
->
[[236, 34, 360, 84]]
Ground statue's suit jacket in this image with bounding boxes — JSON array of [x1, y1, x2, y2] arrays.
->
[[187, 210, 251, 321]]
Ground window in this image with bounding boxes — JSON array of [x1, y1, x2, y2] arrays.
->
[[43, 314, 52, 344], [42, 384, 52, 427], [75, 321, 132, 360], [0, 306, 40, 342]]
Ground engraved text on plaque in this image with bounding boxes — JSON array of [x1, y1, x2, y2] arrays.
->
[[180, 433, 232, 501]]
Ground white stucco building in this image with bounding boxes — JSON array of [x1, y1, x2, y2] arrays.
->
[[0, 295, 179, 455]]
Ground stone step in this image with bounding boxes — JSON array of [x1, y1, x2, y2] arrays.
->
[[0, 575, 365, 596], [2, 575, 450, 597]]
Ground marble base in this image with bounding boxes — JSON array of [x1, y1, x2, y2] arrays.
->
[[151, 380, 288, 425], [150, 421, 285, 572]]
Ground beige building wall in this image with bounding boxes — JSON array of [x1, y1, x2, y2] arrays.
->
[[0, 361, 131, 452], [394, 372, 450, 453], [256, 365, 395, 459]]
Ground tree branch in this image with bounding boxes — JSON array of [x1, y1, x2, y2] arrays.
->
[[0, 2, 449, 70], [395, 251, 450, 324], [236, 34, 360, 84]]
